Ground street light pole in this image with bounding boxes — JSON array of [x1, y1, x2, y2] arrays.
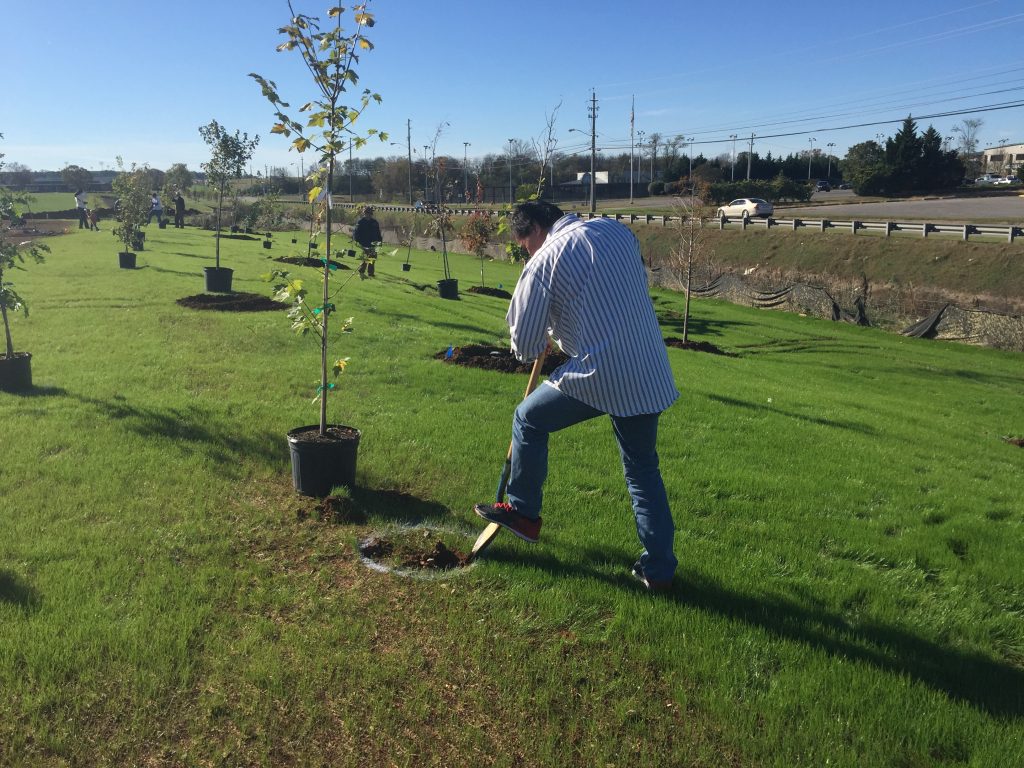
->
[[826, 142, 836, 180], [348, 142, 353, 203], [686, 136, 695, 183], [463, 141, 471, 203], [406, 119, 413, 206], [730, 134, 737, 181], [507, 138, 514, 205], [807, 137, 816, 180]]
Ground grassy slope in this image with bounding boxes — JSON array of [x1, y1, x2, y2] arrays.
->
[[0, 224, 1022, 766]]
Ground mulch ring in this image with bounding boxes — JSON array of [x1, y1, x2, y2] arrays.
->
[[435, 344, 568, 374], [1003, 435, 1024, 447], [664, 337, 733, 356], [359, 530, 470, 571], [274, 256, 349, 269], [176, 293, 281, 312], [465, 285, 513, 299]]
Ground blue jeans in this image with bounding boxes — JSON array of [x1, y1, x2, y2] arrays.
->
[[507, 383, 677, 581]]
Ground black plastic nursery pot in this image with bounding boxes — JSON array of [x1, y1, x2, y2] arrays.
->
[[437, 278, 458, 299], [263, 240, 272, 249], [287, 424, 361, 497], [204, 266, 234, 293], [0, 352, 32, 393], [118, 251, 137, 269], [158, 220, 167, 229], [402, 263, 411, 272]]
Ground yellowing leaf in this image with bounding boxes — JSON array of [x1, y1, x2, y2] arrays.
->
[[307, 186, 322, 203], [270, 124, 290, 135]]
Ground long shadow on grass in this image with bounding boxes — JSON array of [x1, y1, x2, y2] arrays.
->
[[707, 394, 877, 435], [351, 488, 450, 527], [657, 313, 751, 339], [671, 569, 1024, 718], [0, 570, 40, 613], [70, 393, 285, 472], [491, 546, 1024, 716]]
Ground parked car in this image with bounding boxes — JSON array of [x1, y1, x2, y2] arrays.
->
[[716, 198, 773, 220], [974, 174, 1003, 184], [993, 175, 1019, 185], [837, 181, 852, 190], [815, 180, 831, 192]]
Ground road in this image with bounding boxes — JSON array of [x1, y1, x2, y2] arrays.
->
[[592, 190, 1024, 223], [785, 190, 1024, 222]]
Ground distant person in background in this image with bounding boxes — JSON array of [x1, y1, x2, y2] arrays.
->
[[173, 191, 186, 228], [353, 205, 382, 277], [148, 193, 163, 226], [74, 190, 88, 229]]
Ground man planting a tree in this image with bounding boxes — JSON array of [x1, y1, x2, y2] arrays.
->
[[474, 200, 680, 591]]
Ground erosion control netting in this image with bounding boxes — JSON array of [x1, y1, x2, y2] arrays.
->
[[690, 274, 870, 325], [435, 345, 569, 374], [176, 293, 281, 312], [902, 304, 1024, 351]]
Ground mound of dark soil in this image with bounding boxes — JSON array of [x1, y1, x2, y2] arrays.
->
[[664, 337, 732, 356], [466, 285, 513, 299], [359, 535, 469, 571], [435, 345, 568, 374], [1003, 436, 1024, 447], [274, 256, 349, 269], [176, 293, 281, 312], [313, 495, 367, 524]]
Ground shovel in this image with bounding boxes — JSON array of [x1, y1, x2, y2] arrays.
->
[[468, 345, 549, 562]]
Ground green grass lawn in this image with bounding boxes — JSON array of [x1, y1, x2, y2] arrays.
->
[[2, 222, 1023, 766]]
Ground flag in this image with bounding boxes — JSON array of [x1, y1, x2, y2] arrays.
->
[[630, 95, 635, 132]]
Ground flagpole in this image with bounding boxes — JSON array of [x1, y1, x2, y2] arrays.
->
[[622, 94, 630, 205]]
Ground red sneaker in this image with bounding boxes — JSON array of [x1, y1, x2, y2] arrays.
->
[[473, 502, 541, 543]]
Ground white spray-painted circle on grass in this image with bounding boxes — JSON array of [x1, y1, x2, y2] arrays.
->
[[357, 522, 478, 580]]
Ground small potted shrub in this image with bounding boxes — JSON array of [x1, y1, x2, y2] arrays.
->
[[251, 0, 387, 495], [198, 119, 260, 293], [461, 209, 498, 292], [111, 161, 151, 269], [0, 185, 49, 392]]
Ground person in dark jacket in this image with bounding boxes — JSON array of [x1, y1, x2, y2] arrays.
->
[[173, 191, 186, 228], [352, 206, 382, 277]]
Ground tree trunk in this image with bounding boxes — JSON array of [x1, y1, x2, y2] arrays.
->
[[215, 183, 224, 269], [320, 157, 333, 437], [1, 298, 13, 359]]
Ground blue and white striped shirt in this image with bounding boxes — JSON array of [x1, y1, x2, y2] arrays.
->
[[507, 214, 679, 417]]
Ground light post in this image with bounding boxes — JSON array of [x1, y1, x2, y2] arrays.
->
[[826, 142, 835, 180], [636, 130, 645, 183], [463, 141, 471, 203], [807, 137, 816, 180], [685, 136, 695, 183], [348, 142, 353, 203], [507, 138, 514, 205], [730, 134, 737, 181]]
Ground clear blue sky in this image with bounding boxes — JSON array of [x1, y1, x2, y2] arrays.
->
[[2, 0, 1022, 174]]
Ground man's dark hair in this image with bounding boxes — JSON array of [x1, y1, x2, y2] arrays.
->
[[509, 200, 564, 238]]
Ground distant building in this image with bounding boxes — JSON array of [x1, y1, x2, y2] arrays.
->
[[982, 143, 1024, 174]]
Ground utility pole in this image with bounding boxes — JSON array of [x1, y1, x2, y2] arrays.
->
[[807, 137, 816, 180], [348, 142, 353, 202], [463, 141, 470, 203], [406, 119, 412, 206], [826, 142, 835, 180], [746, 133, 754, 181], [588, 91, 598, 213], [686, 136, 694, 182], [636, 131, 645, 185], [629, 94, 635, 205], [650, 134, 657, 186], [507, 138, 514, 205], [730, 134, 737, 181]]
